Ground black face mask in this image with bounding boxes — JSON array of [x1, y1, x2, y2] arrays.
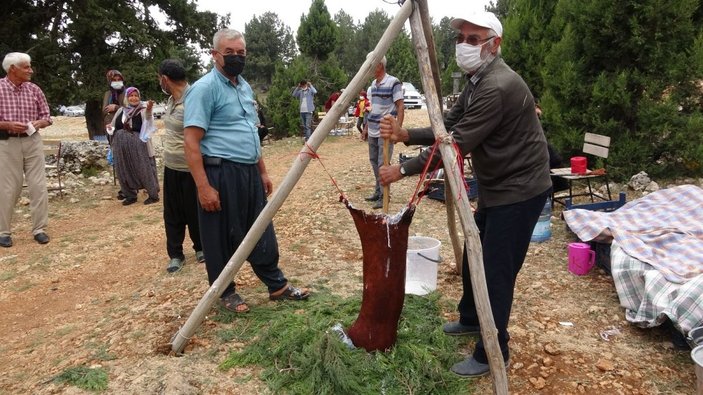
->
[[222, 54, 245, 77]]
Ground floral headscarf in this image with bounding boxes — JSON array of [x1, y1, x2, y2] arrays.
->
[[106, 69, 125, 105], [122, 86, 143, 131]]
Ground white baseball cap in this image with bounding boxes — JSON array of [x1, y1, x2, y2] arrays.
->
[[450, 11, 503, 37]]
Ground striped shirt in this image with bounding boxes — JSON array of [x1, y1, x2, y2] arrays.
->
[[366, 74, 403, 138], [0, 77, 52, 125]]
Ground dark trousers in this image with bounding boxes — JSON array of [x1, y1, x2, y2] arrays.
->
[[198, 159, 287, 298], [459, 188, 550, 363], [163, 167, 202, 259]]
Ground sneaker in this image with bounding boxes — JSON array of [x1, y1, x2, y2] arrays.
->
[[371, 199, 383, 209], [144, 197, 160, 205], [442, 321, 480, 336], [364, 194, 380, 202], [33, 232, 50, 244], [450, 356, 509, 377], [166, 257, 185, 273], [0, 235, 12, 248], [195, 250, 205, 263], [122, 198, 137, 206]]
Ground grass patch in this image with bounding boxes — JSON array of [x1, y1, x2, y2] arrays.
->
[[0, 270, 17, 282], [53, 365, 108, 392], [219, 291, 472, 394]]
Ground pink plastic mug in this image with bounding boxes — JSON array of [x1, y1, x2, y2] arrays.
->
[[568, 242, 595, 275]]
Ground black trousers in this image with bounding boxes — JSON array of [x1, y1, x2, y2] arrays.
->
[[163, 167, 202, 259], [198, 159, 287, 298], [459, 188, 550, 363]]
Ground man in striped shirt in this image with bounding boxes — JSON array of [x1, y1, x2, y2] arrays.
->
[[0, 52, 52, 248], [361, 53, 404, 209]]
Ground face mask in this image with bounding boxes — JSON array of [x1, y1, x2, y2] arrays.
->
[[110, 81, 124, 90], [222, 54, 245, 77], [455, 41, 491, 74], [159, 77, 170, 96]]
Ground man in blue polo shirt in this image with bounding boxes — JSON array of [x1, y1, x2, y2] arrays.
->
[[184, 28, 310, 313]]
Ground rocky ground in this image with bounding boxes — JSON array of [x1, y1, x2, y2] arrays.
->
[[0, 113, 699, 394]]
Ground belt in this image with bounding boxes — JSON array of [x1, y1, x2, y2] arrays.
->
[[202, 156, 223, 166], [0, 130, 29, 139]]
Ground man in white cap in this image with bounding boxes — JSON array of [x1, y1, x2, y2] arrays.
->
[[379, 11, 551, 377]]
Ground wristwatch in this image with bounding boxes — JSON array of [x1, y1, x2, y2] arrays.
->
[[399, 165, 407, 177]]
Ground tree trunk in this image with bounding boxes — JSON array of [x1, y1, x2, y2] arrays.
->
[[346, 202, 415, 352], [85, 99, 107, 141]]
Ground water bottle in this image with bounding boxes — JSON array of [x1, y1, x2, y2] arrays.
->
[[531, 196, 552, 243]]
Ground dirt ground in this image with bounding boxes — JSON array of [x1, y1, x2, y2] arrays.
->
[[0, 112, 698, 394]]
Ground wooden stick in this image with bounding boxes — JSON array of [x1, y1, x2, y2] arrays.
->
[[382, 138, 390, 213], [170, 0, 414, 355], [411, 1, 508, 393]]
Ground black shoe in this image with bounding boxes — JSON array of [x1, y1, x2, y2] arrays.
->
[[122, 198, 137, 206], [144, 197, 160, 205], [442, 321, 480, 336], [364, 194, 381, 202], [0, 235, 12, 248], [117, 191, 126, 200], [34, 232, 50, 244]]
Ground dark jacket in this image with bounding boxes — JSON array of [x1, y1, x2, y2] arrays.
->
[[403, 57, 551, 208]]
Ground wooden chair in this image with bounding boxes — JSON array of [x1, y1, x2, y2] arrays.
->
[[551, 132, 612, 206], [42, 139, 64, 197]]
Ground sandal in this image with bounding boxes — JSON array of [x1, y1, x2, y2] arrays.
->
[[220, 293, 249, 313], [269, 285, 310, 301]]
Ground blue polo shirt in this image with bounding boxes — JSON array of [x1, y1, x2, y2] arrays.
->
[[184, 69, 261, 164]]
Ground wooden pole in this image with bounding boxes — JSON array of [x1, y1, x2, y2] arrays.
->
[[413, 0, 464, 275], [170, 0, 415, 355], [410, 1, 508, 393], [382, 139, 390, 213]]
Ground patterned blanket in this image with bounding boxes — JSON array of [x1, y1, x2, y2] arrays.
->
[[611, 241, 703, 333], [563, 185, 703, 283]]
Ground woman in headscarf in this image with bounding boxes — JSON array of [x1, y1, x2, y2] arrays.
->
[[103, 70, 126, 130], [107, 87, 160, 205]]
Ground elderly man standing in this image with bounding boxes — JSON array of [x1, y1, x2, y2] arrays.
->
[[184, 29, 309, 314], [379, 12, 551, 377], [361, 53, 404, 210], [0, 52, 52, 248]]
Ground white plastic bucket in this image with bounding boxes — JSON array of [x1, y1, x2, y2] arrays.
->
[[405, 236, 441, 295], [692, 345, 703, 395]]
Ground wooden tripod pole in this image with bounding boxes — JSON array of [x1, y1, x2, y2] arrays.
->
[[410, 1, 508, 393], [169, 0, 414, 355], [382, 138, 390, 213]]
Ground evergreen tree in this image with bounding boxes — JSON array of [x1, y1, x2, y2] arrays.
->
[[245, 12, 296, 88], [541, 0, 702, 179], [297, 0, 338, 61]]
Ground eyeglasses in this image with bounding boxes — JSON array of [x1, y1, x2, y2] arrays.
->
[[455, 34, 495, 46], [214, 49, 246, 57]]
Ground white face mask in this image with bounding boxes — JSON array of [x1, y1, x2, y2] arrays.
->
[[455, 41, 491, 74], [110, 81, 124, 90]]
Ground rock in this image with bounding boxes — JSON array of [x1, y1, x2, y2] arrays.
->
[[529, 376, 547, 389], [542, 356, 555, 367], [628, 171, 650, 191], [596, 358, 615, 371], [544, 343, 561, 355]]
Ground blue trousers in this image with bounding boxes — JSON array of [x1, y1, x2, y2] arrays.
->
[[300, 112, 313, 141], [459, 188, 550, 363]]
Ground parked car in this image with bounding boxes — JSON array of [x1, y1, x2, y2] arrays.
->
[[63, 105, 85, 117], [402, 82, 424, 109], [152, 103, 166, 119]]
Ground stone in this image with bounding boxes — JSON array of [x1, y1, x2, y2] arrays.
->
[[596, 358, 615, 371]]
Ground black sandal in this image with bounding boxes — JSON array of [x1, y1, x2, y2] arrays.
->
[[269, 285, 310, 301], [220, 293, 249, 313]]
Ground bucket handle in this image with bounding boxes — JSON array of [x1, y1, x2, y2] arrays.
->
[[417, 252, 442, 263]]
